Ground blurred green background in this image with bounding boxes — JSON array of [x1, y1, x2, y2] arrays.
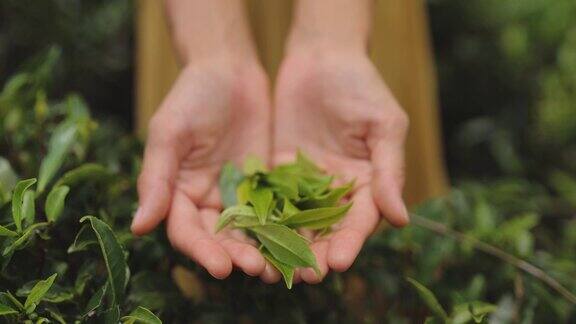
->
[[1, 0, 575, 182], [1, 0, 575, 323]]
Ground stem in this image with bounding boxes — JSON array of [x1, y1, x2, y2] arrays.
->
[[410, 213, 576, 305]]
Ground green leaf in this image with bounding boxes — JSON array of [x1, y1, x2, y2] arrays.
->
[[243, 155, 267, 175], [11, 178, 37, 232], [261, 247, 295, 289], [54, 163, 109, 187], [45, 185, 70, 223], [452, 302, 496, 324], [249, 224, 319, 275], [280, 203, 352, 230], [100, 305, 120, 324], [218, 162, 245, 208], [281, 198, 300, 218], [0, 292, 24, 311], [406, 277, 449, 321], [75, 261, 97, 295], [0, 303, 18, 316], [296, 151, 322, 174], [38, 120, 79, 193], [236, 178, 253, 205], [24, 273, 57, 314], [3, 222, 49, 256], [0, 73, 30, 103], [67, 224, 98, 253], [80, 216, 128, 305], [121, 306, 162, 324], [0, 225, 17, 237], [45, 306, 66, 324], [0, 156, 18, 204], [299, 182, 354, 209], [266, 171, 299, 200], [21, 190, 35, 227], [17, 282, 74, 304], [250, 187, 274, 225], [215, 205, 256, 233], [84, 284, 107, 317]]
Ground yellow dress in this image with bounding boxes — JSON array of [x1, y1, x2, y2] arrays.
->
[[135, 0, 448, 205]]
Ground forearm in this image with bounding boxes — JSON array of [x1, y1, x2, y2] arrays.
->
[[164, 0, 257, 64], [287, 0, 373, 54]]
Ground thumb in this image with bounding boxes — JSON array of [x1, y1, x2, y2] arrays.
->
[[131, 125, 181, 236]]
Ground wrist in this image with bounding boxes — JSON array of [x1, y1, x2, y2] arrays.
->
[[286, 0, 372, 56], [165, 0, 257, 65], [181, 54, 267, 85]]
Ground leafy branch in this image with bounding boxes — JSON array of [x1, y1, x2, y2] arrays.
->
[[411, 213, 576, 305]]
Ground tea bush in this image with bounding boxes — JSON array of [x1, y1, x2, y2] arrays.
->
[[0, 51, 575, 323]]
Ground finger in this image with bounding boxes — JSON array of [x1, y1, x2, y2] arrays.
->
[[132, 117, 184, 235], [260, 261, 282, 284], [301, 240, 329, 284], [220, 239, 266, 277], [368, 113, 410, 227], [293, 269, 303, 284], [328, 186, 379, 272], [167, 192, 232, 279]]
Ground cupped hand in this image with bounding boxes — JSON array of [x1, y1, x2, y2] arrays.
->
[[131, 59, 271, 280], [272, 50, 410, 284]]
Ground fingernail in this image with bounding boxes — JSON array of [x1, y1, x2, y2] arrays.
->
[[131, 207, 143, 229], [401, 204, 410, 224]]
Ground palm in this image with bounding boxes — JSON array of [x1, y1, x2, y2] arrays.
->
[[274, 52, 409, 282], [137, 63, 271, 279]]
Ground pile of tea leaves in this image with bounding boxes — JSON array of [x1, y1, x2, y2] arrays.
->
[[217, 153, 353, 288]]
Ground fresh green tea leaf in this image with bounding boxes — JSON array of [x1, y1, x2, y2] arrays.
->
[[261, 247, 295, 289], [38, 120, 78, 193], [0, 225, 17, 237], [21, 190, 35, 227], [266, 171, 299, 200], [218, 162, 245, 208], [24, 273, 57, 314], [75, 262, 98, 295], [280, 203, 352, 230], [296, 151, 322, 174], [84, 284, 107, 317], [45, 306, 66, 324], [243, 155, 267, 175], [281, 198, 300, 218], [249, 224, 319, 275], [11, 178, 37, 232], [215, 205, 257, 232], [1, 292, 24, 312], [0, 303, 18, 316], [100, 305, 120, 324], [250, 187, 274, 225], [17, 281, 74, 304], [45, 185, 70, 223], [3, 222, 49, 256], [121, 306, 162, 324], [54, 163, 109, 187], [68, 224, 98, 253], [299, 182, 354, 209], [0, 156, 18, 202], [236, 178, 253, 205], [80, 216, 128, 306], [451, 302, 496, 324], [406, 277, 449, 321]]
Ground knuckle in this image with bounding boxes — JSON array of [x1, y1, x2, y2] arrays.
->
[[373, 109, 409, 138], [395, 110, 410, 131], [148, 113, 183, 145]]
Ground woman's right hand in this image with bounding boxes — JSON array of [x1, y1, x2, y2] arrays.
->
[[131, 57, 272, 280]]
